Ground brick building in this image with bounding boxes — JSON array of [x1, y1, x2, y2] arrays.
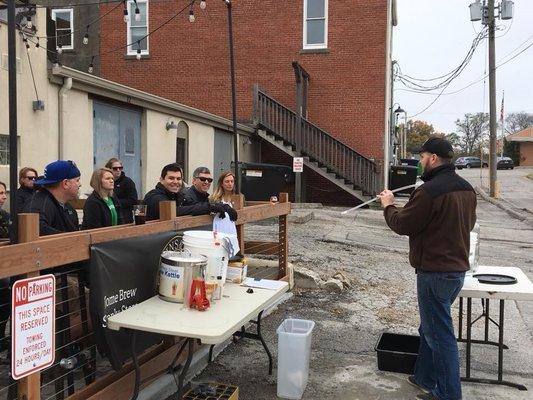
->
[[97, 0, 396, 205]]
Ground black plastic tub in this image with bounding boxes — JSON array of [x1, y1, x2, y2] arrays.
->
[[374, 332, 420, 374]]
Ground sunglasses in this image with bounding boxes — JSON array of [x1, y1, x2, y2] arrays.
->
[[196, 177, 213, 183], [112, 166, 124, 171]]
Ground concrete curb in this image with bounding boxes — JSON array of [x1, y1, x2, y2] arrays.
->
[[475, 186, 533, 227]]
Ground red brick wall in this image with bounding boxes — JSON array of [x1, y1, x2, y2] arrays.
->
[[99, 0, 388, 162]]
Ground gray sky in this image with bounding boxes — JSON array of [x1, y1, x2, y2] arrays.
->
[[393, 0, 533, 133]]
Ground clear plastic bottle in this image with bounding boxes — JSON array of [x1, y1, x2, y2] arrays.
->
[[468, 223, 480, 274]]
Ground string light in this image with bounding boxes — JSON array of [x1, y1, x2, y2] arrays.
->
[[189, 7, 195, 22], [123, 1, 129, 23], [88, 57, 95, 73], [136, 47, 142, 60], [26, 16, 33, 29], [57, 43, 63, 54], [200, 0, 206, 9], [25, 42, 30, 51], [134, 0, 141, 22], [83, 28, 89, 45], [35, 38, 40, 48]]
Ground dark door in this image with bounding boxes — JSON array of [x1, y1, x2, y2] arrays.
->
[[93, 101, 142, 190], [213, 129, 233, 183]]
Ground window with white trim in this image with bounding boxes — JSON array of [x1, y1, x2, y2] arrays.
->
[[51, 8, 74, 50], [303, 0, 328, 49], [127, 0, 149, 56], [0, 135, 9, 165]]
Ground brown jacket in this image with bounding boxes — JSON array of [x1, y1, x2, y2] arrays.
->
[[384, 164, 477, 272]]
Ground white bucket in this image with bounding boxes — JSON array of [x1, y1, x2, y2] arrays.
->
[[182, 231, 233, 284]]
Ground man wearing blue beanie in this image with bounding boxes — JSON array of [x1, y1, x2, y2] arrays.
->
[[25, 160, 82, 235]]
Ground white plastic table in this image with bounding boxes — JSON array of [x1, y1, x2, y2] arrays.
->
[[107, 282, 289, 399], [458, 266, 533, 391]]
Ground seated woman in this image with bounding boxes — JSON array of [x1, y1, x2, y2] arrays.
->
[[0, 181, 10, 239], [210, 171, 236, 205], [82, 168, 122, 229]]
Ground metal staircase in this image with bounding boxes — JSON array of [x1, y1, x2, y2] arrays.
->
[[252, 86, 380, 202]]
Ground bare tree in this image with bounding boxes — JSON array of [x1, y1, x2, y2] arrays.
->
[[455, 113, 489, 155], [505, 112, 533, 134]]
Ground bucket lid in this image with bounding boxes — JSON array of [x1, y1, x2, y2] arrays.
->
[[161, 251, 207, 266], [183, 230, 232, 240]]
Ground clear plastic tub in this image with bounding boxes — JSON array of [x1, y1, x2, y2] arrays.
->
[[276, 319, 315, 399]]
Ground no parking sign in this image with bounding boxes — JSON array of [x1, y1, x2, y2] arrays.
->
[[11, 274, 56, 380]]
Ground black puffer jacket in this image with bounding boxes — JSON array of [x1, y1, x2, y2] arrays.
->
[[114, 173, 138, 223], [82, 191, 122, 230], [16, 187, 35, 214], [24, 189, 79, 236], [0, 209, 10, 239], [180, 186, 212, 216], [144, 184, 212, 220]]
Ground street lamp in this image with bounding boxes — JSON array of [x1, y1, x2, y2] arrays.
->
[[392, 104, 406, 162], [469, 0, 514, 198]]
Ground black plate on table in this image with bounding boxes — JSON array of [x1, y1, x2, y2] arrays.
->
[[473, 274, 517, 285]]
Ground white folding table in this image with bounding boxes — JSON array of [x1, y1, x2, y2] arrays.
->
[[107, 281, 289, 400], [458, 265, 533, 391]]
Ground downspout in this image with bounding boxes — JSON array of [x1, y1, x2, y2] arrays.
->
[[58, 76, 72, 159], [383, 0, 396, 189]]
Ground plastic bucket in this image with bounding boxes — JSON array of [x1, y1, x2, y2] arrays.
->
[[277, 319, 315, 399], [182, 231, 232, 284]]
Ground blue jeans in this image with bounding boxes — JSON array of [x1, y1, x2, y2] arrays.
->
[[414, 271, 465, 400]]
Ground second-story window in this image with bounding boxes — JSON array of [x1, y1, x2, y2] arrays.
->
[[52, 8, 74, 50], [127, 0, 149, 56], [303, 0, 328, 49]]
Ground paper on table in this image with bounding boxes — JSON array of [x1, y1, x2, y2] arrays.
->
[[242, 278, 286, 290]]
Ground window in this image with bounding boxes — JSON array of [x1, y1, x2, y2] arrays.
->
[[303, 0, 328, 49], [176, 121, 189, 181], [51, 9, 74, 50], [0, 135, 9, 165], [127, 0, 149, 56]]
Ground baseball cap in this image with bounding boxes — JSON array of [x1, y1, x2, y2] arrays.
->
[[415, 137, 454, 158], [34, 160, 81, 186]]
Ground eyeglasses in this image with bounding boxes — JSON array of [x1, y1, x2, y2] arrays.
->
[[196, 177, 213, 183], [112, 166, 124, 171], [25, 176, 36, 180]]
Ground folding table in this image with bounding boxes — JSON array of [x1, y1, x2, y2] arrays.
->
[[458, 265, 533, 390], [107, 281, 289, 400]]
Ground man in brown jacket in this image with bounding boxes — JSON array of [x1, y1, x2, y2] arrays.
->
[[379, 137, 476, 400]]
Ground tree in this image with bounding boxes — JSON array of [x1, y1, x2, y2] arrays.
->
[[404, 120, 438, 154], [505, 112, 533, 134], [455, 113, 489, 155]]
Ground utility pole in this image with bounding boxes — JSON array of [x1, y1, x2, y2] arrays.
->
[[8, 0, 18, 243], [487, 0, 498, 198]]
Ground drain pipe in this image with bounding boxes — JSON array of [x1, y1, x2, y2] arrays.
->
[[58, 77, 72, 159]]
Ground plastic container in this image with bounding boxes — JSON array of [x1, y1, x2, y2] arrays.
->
[[468, 223, 480, 275], [276, 319, 315, 399], [182, 231, 232, 285], [374, 332, 419, 374]]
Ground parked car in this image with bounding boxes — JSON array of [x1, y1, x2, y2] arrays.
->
[[497, 156, 514, 170], [455, 157, 488, 169]]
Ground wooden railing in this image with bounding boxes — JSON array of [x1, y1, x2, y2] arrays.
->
[[0, 194, 290, 400], [253, 85, 380, 196]]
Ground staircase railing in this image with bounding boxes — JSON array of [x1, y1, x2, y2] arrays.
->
[[253, 85, 380, 196]]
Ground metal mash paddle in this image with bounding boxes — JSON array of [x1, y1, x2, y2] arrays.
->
[[341, 184, 418, 215]]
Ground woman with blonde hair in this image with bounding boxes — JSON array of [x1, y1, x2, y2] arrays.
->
[[210, 171, 236, 204], [82, 168, 122, 229]]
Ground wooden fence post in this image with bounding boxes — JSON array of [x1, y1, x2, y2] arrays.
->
[[232, 194, 245, 253], [278, 193, 289, 279], [17, 213, 41, 400], [159, 201, 176, 222]]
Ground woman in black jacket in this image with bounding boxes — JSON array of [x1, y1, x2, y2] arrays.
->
[[105, 158, 138, 223], [82, 168, 122, 229]]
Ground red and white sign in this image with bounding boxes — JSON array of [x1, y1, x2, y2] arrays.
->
[[293, 157, 304, 173], [11, 274, 56, 380]]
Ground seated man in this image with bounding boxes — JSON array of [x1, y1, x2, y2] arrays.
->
[[25, 160, 81, 235], [144, 163, 185, 220], [182, 167, 236, 220]]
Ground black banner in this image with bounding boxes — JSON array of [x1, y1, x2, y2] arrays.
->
[[89, 231, 180, 370]]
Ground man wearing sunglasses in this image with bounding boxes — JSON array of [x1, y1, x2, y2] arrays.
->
[[182, 167, 236, 221], [16, 167, 38, 213], [25, 160, 81, 235]]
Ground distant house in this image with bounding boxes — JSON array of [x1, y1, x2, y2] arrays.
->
[[507, 127, 533, 166]]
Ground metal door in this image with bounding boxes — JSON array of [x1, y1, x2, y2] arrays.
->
[[213, 129, 233, 183], [93, 102, 142, 191]]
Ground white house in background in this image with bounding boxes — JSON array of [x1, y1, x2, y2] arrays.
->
[[0, 8, 258, 209]]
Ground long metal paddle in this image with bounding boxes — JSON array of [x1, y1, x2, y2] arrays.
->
[[341, 184, 418, 215]]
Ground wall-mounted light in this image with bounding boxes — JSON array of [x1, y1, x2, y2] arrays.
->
[[166, 121, 179, 131], [242, 137, 252, 145]]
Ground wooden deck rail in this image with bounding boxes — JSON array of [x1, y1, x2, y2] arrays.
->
[[0, 194, 291, 400]]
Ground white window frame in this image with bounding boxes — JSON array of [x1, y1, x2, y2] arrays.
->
[[0, 135, 9, 166], [127, 0, 149, 56], [303, 0, 328, 50], [51, 8, 74, 50]]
